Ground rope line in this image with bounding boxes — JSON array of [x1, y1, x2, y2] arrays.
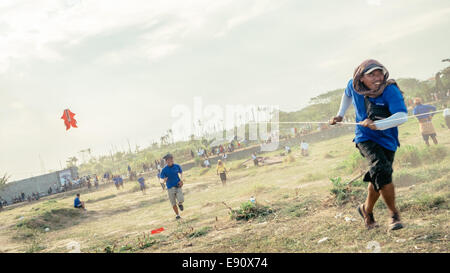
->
[[248, 109, 446, 126]]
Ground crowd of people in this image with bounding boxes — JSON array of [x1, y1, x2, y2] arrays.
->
[[1, 191, 41, 207]]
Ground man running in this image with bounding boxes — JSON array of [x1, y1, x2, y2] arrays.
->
[[412, 98, 438, 145], [330, 59, 408, 231], [160, 154, 185, 220]]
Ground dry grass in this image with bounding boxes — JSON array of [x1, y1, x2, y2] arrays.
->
[[0, 116, 448, 253]]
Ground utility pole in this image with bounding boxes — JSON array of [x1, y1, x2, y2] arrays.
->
[[127, 138, 132, 154]]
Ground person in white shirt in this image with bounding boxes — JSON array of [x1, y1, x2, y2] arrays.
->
[[300, 140, 309, 156], [251, 153, 258, 166], [204, 158, 211, 168], [443, 104, 450, 129]]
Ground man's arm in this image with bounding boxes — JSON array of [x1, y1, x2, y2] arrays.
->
[[330, 92, 352, 125], [373, 112, 408, 130], [337, 92, 352, 118]]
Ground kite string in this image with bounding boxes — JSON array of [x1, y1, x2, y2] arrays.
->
[[251, 109, 446, 126]]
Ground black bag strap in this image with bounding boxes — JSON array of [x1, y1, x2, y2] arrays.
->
[[364, 96, 371, 117]]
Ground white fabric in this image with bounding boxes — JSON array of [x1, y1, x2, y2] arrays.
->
[[444, 108, 450, 117], [337, 93, 352, 117], [374, 112, 408, 130]]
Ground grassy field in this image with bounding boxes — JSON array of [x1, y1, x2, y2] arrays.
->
[[0, 115, 448, 253]]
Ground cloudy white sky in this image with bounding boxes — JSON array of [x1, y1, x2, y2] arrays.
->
[[1, 0, 449, 180]]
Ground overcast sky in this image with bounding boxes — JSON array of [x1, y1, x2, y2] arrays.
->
[[1, 0, 449, 180]]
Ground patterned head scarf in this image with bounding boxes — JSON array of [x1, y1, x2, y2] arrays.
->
[[353, 59, 398, 98]]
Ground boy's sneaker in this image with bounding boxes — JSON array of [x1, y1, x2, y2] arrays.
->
[[176, 215, 181, 220], [178, 204, 184, 211], [357, 204, 379, 230], [389, 213, 403, 230]]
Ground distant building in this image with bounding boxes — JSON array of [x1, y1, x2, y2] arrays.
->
[[0, 167, 78, 204]]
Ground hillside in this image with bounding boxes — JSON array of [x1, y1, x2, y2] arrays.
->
[[0, 114, 448, 253], [74, 66, 450, 178]]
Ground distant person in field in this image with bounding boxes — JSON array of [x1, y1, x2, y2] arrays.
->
[[74, 193, 86, 210], [118, 175, 124, 189], [330, 59, 408, 231], [443, 104, 450, 129], [252, 152, 259, 167], [216, 160, 228, 186], [300, 140, 309, 156], [160, 154, 185, 220], [138, 176, 146, 194], [113, 175, 120, 190], [413, 98, 438, 145], [285, 145, 291, 154], [156, 168, 166, 190], [204, 158, 211, 168], [94, 175, 99, 189], [87, 177, 92, 190]]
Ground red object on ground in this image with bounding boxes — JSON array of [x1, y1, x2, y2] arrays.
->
[[151, 227, 165, 234], [61, 109, 78, 130]]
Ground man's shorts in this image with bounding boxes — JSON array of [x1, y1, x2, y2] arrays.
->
[[356, 141, 395, 192], [75, 204, 83, 208], [446, 116, 450, 129], [167, 186, 184, 206], [219, 172, 227, 182]]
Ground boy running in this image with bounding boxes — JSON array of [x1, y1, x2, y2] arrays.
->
[[160, 154, 185, 220]]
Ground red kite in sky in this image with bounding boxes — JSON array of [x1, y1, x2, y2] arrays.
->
[[61, 109, 78, 130]]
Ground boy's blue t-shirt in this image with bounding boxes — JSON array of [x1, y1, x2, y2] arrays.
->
[[160, 164, 182, 189], [345, 79, 407, 152], [74, 197, 81, 207], [413, 104, 436, 120], [138, 177, 145, 184]]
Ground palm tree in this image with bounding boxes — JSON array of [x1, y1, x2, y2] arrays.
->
[[66, 156, 78, 168], [0, 173, 11, 190]]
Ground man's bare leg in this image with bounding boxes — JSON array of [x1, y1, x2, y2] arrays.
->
[[379, 183, 403, 230], [172, 205, 179, 216], [365, 183, 380, 214], [431, 135, 438, 145]]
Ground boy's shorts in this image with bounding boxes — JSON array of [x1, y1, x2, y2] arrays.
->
[[167, 186, 184, 206], [356, 140, 395, 192]]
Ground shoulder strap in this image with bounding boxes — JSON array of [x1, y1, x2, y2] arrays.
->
[[364, 95, 371, 114]]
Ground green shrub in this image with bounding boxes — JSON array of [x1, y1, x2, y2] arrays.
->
[[340, 151, 367, 173], [329, 177, 365, 206], [230, 201, 273, 221], [399, 194, 448, 211], [188, 226, 212, 238], [396, 145, 422, 167]]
